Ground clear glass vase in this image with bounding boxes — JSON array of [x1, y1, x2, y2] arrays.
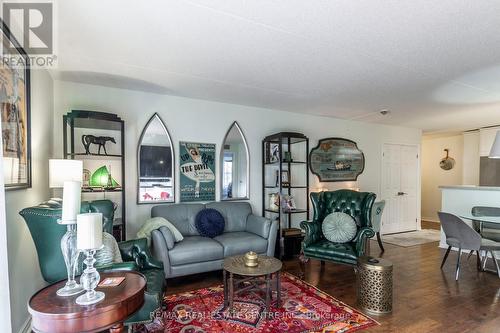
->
[[76, 249, 105, 305], [57, 224, 84, 297]]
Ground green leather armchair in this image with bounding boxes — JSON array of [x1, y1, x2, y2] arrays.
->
[[300, 190, 376, 266], [19, 199, 165, 326]]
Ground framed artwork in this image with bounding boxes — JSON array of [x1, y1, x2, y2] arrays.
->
[[179, 141, 216, 202], [309, 138, 365, 182], [269, 192, 280, 211], [1, 21, 31, 190], [269, 143, 280, 163]]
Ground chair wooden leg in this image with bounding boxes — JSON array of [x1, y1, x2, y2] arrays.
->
[[441, 246, 452, 269], [376, 232, 385, 252], [320, 260, 325, 266], [455, 248, 462, 281]]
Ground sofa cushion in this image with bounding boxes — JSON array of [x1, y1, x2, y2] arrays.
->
[[303, 239, 358, 262], [168, 236, 223, 266], [151, 203, 204, 236], [206, 202, 251, 232], [214, 232, 268, 257], [322, 212, 357, 243], [195, 208, 225, 238]]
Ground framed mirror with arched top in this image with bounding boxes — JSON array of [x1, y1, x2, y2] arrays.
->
[[220, 121, 250, 201], [137, 113, 175, 204]]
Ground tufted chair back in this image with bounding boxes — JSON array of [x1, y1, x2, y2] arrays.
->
[[311, 190, 376, 228]]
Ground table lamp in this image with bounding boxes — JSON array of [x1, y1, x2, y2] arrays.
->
[[489, 131, 500, 159], [49, 159, 83, 197], [56, 180, 84, 297], [76, 213, 105, 305]]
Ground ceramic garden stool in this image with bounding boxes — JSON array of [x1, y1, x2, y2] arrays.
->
[[356, 256, 393, 314]]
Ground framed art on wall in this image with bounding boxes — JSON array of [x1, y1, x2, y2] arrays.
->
[[309, 138, 365, 182], [1, 21, 31, 190], [179, 141, 216, 202]]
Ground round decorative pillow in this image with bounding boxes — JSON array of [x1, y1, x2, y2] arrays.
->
[[322, 212, 357, 243], [195, 208, 225, 238]]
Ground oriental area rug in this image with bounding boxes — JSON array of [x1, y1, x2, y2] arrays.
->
[[135, 272, 378, 333]]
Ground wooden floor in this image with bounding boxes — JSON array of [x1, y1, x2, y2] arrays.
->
[[166, 237, 500, 333]]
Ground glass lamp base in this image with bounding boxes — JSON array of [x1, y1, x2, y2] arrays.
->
[[76, 291, 105, 305], [56, 281, 84, 297]]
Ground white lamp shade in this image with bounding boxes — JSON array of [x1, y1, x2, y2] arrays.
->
[[489, 131, 500, 159], [49, 159, 83, 188]]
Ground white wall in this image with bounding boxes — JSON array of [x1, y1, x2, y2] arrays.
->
[[5, 70, 53, 332], [462, 131, 480, 185], [421, 134, 464, 222], [53, 80, 422, 237]]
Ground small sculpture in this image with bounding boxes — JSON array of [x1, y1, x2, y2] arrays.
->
[[81, 135, 116, 155]]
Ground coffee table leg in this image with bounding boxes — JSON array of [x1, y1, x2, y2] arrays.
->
[[276, 271, 281, 308], [229, 272, 234, 315], [109, 322, 124, 333], [223, 269, 228, 307]]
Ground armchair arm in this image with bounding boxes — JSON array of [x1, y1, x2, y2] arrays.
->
[[246, 214, 272, 239], [300, 220, 322, 247], [118, 238, 164, 271], [353, 227, 375, 255]]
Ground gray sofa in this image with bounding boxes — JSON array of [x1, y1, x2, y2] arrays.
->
[[151, 202, 278, 278]]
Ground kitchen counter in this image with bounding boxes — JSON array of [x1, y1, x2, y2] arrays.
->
[[439, 185, 500, 191]]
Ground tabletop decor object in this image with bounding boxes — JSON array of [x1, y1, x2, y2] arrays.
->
[[244, 251, 259, 267], [56, 180, 84, 297], [309, 137, 365, 182], [76, 212, 105, 305]]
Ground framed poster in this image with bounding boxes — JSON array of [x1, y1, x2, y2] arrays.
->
[[1, 21, 31, 190], [309, 138, 365, 182], [179, 141, 216, 202]]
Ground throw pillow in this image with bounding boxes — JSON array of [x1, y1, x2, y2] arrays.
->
[[322, 212, 358, 243], [195, 208, 225, 238]]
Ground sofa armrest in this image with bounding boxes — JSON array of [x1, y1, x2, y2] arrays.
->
[[97, 261, 138, 272], [300, 220, 322, 247], [246, 214, 272, 239], [353, 227, 375, 255], [151, 229, 172, 278], [118, 238, 164, 271]]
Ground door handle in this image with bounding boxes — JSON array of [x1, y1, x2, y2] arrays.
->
[[397, 192, 407, 196]]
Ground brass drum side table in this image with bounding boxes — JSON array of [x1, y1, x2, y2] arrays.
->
[[222, 255, 282, 316], [356, 256, 393, 314]]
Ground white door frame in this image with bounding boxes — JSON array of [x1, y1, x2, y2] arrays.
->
[[379, 142, 421, 234]]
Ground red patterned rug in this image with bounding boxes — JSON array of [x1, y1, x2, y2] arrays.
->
[[135, 272, 378, 333]]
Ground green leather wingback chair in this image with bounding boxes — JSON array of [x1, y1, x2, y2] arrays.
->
[[19, 199, 165, 326], [300, 190, 376, 266]]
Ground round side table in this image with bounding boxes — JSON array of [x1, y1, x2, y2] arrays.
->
[[29, 271, 146, 333], [223, 255, 282, 316], [356, 256, 393, 315]]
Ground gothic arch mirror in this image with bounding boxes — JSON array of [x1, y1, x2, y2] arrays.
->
[[137, 113, 175, 203], [221, 121, 249, 200]]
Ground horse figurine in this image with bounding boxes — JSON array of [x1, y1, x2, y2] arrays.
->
[[81, 135, 116, 155]]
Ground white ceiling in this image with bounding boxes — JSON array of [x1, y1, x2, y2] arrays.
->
[[49, 0, 500, 132]]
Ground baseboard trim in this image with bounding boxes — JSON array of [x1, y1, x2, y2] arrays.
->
[[19, 317, 31, 333], [422, 218, 440, 224]]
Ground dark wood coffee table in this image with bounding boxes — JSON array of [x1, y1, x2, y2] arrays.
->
[[29, 271, 146, 333], [223, 255, 282, 317]]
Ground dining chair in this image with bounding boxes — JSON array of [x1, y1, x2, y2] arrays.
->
[[438, 212, 500, 280], [371, 200, 386, 252]]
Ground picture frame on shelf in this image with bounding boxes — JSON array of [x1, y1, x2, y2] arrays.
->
[[269, 192, 280, 211], [281, 170, 290, 187], [269, 143, 280, 163], [283, 151, 292, 162]]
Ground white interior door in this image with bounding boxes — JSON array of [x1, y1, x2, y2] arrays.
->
[[381, 144, 419, 234]]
